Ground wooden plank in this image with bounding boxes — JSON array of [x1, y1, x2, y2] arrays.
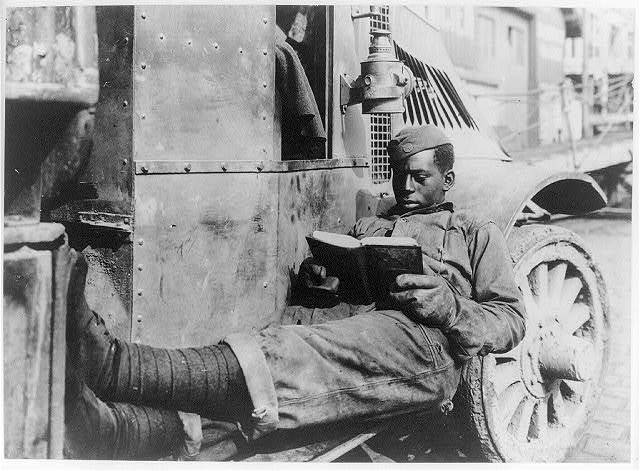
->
[[312, 431, 379, 462]]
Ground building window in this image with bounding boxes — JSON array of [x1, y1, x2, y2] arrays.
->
[[508, 26, 525, 66], [476, 14, 495, 60]]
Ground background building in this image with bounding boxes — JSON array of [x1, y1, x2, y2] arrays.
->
[[412, 5, 634, 152]]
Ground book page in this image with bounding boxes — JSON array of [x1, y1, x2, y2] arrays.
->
[[311, 231, 362, 249], [361, 236, 419, 247]]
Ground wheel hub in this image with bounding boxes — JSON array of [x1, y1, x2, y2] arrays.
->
[[521, 318, 593, 398]]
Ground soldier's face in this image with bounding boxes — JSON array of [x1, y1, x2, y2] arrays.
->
[[392, 150, 454, 210]]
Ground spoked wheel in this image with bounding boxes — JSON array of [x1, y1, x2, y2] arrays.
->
[[455, 224, 609, 462]]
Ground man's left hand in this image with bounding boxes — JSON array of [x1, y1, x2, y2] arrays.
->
[[389, 274, 456, 328]]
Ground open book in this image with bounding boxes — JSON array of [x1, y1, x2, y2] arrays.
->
[[306, 230, 423, 304]]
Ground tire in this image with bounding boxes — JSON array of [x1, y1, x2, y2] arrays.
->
[[453, 224, 610, 462]]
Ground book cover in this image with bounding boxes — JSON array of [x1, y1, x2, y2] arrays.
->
[[306, 231, 423, 304]]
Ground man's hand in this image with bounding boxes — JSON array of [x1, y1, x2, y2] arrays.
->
[[389, 274, 456, 328], [294, 257, 340, 307]]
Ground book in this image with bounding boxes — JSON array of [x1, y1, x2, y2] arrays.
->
[[306, 230, 424, 304]]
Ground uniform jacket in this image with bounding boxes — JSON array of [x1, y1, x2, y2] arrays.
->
[[349, 201, 526, 362]]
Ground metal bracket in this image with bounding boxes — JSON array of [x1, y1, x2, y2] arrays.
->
[[78, 211, 132, 232], [350, 6, 382, 20]]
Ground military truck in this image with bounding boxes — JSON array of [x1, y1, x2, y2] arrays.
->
[[4, 5, 612, 462]]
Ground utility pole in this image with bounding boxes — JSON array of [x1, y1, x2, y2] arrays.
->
[[581, 8, 593, 138]]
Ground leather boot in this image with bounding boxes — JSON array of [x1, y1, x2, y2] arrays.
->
[[65, 355, 185, 460], [66, 250, 118, 393], [66, 251, 252, 421]]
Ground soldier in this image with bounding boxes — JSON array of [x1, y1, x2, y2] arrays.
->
[[64, 125, 526, 459]]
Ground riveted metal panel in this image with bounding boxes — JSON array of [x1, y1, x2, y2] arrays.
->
[[274, 167, 368, 313], [132, 172, 279, 347], [331, 5, 368, 159], [133, 5, 275, 163]]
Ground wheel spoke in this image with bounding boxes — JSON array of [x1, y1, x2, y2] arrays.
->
[[561, 379, 586, 398], [513, 398, 536, 442], [492, 361, 521, 395], [531, 264, 549, 320], [498, 382, 526, 430], [548, 263, 568, 313], [519, 279, 539, 325], [563, 303, 590, 334], [531, 399, 548, 439], [549, 383, 567, 425], [557, 277, 583, 317]]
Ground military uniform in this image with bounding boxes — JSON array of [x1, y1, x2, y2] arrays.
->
[[225, 202, 526, 438]]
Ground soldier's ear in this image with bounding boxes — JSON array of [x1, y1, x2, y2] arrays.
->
[[443, 170, 455, 191]]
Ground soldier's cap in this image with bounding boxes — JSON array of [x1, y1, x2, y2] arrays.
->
[[387, 125, 452, 163]]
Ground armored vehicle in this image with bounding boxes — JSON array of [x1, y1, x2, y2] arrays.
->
[[4, 5, 613, 462]]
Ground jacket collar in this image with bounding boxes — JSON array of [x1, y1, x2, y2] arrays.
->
[[380, 201, 454, 220]]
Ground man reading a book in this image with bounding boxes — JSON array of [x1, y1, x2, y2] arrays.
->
[[65, 125, 526, 459]]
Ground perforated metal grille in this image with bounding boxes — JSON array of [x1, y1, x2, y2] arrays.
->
[[370, 5, 390, 30], [368, 6, 392, 184], [369, 113, 392, 183]]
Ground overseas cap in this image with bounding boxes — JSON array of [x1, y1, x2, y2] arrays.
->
[[387, 125, 451, 163]]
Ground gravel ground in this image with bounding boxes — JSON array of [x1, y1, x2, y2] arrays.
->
[[554, 216, 633, 463]]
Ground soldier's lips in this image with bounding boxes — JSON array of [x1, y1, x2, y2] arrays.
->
[[396, 198, 420, 206], [397, 199, 420, 208]]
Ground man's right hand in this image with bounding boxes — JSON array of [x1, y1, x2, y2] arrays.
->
[[294, 257, 340, 307]]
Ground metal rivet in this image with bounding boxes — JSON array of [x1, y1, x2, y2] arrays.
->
[[137, 290, 143, 296], [257, 161, 264, 171], [137, 264, 143, 271], [159, 34, 165, 40], [213, 42, 219, 50], [239, 47, 243, 54], [122, 100, 128, 107], [141, 12, 146, 19], [122, 159, 128, 165], [263, 282, 268, 288], [262, 17, 268, 24], [337, 217, 342, 224], [124, 217, 130, 224], [187, 39, 192, 46], [141, 166, 148, 173], [141, 63, 146, 69], [262, 82, 267, 88], [262, 113, 267, 120], [138, 239, 144, 246], [184, 163, 192, 172], [221, 162, 228, 171], [262, 49, 268, 56]]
